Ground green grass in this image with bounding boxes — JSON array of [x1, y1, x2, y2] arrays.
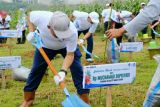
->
[[0, 33, 159, 107]]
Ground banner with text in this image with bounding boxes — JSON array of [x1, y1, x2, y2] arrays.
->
[[120, 42, 143, 52], [0, 56, 21, 70], [83, 62, 136, 89], [0, 30, 22, 38]]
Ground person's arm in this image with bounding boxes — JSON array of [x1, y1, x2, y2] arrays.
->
[[106, 0, 160, 40], [151, 20, 160, 29], [83, 23, 98, 40], [26, 12, 37, 42], [83, 32, 91, 40], [61, 52, 74, 71], [54, 27, 78, 85]]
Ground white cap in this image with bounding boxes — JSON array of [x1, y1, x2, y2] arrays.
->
[[111, 14, 118, 23], [106, 3, 110, 7], [48, 11, 73, 39], [141, 2, 145, 6], [73, 10, 88, 18], [73, 10, 80, 17], [89, 12, 99, 23]]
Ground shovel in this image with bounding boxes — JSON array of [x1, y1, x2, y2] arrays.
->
[[32, 32, 91, 107], [152, 28, 160, 36], [81, 45, 100, 59]]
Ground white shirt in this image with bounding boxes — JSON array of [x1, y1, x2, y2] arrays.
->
[[16, 16, 27, 31], [30, 11, 78, 52], [101, 8, 117, 23], [120, 11, 133, 23], [111, 12, 121, 23], [73, 11, 98, 33], [0, 15, 11, 29]]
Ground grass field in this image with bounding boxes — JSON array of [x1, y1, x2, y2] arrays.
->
[[0, 32, 159, 107]]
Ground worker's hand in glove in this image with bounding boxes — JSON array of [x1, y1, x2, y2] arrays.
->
[[78, 39, 85, 46], [26, 32, 35, 43], [54, 70, 66, 85]]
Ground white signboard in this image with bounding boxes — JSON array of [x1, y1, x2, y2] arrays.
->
[[120, 42, 143, 52], [0, 30, 22, 38], [0, 56, 21, 70], [83, 62, 136, 89]]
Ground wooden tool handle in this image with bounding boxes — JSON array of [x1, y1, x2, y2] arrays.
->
[[39, 48, 65, 89]]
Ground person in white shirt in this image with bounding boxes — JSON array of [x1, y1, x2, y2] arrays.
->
[[72, 10, 99, 62], [0, 10, 11, 44], [110, 11, 123, 45], [117, 10, 137, 42], [118, 10, 135, 24], [110, 10, 136, 45], [20, 11, 90, 107], [106, 0, 160, 40], [16, 8, 27, 44], [140, 2, 146, 13], [101, 3, 117, 32]]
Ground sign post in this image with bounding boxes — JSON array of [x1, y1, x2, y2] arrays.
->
[[83, 62, 136, 89], [120, 42, 143, 60], [83, 62, 136, 107], [0, 56, 21, 89], [0, 30, 22, 89], [0, 30, 22, 38]]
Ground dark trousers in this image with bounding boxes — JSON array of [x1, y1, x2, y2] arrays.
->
[[151, 20, 158, 40], [17, 30, 26, 44], [78, 29, 93, 59], [115, 23, 123, 46], [24, 47, 90, 95], [104, 21, 112, 32], [0, 28, 9, 44], [142, 27, 148, 35]]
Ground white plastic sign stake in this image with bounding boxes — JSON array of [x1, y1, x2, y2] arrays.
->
[[120, 42, 143, 52], [0, 56, 21, 70], [0, 30, 22, 38]]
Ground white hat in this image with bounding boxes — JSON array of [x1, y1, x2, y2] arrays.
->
[[49, 11, 73, 39], [73, 10, 88, 18], [73, 10, 80, 17], [141, 2, 145, 6], [106, 3, 110, 7], [111, 14, 118, 23], [89, 12, 99, 23]]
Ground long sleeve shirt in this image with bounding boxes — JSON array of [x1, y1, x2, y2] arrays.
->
[[124, 0, 160, 37]]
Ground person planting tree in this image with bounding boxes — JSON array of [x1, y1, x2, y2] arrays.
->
[[72, 10, 99, 63], [20, 11, 90, 107], [106, 0, 160, 40]]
